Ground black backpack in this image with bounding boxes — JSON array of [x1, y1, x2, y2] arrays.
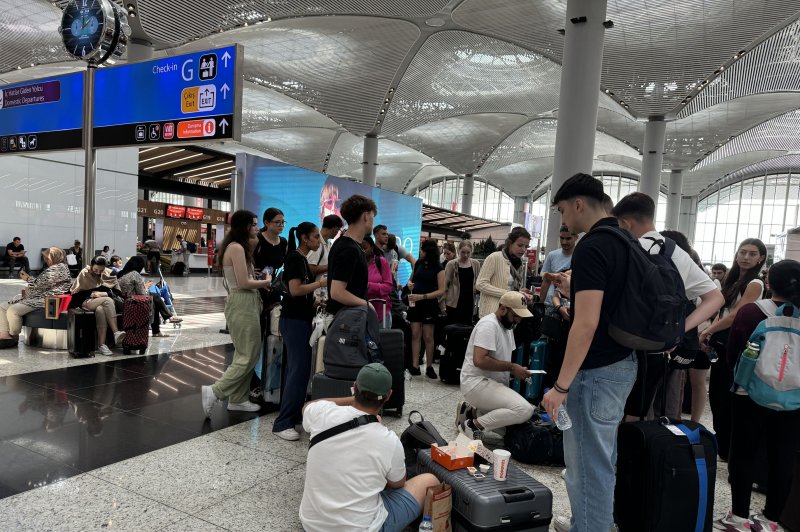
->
[[399, 411, 448, 475], [323, 306, 382, 380], [504, 414, 565, 466], [591, 227, 687, 352]]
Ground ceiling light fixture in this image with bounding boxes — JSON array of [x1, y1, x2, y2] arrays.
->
[[144, 153, 204, 171], [557, 28, 565, 35], [570, 16, 587, 24], [602, 20, 614, 28]]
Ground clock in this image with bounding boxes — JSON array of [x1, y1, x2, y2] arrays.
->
[[59, 0, 130, 65]]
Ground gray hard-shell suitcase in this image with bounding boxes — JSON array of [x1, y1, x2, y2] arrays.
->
[[417, 449, 552, 531]]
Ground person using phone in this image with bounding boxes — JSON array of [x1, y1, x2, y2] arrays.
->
[[5, 237, 30, 279]]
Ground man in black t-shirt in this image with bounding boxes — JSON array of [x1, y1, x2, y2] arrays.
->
[[5, 237, 29, 278], [541, 174, 637, 532], [327, 195, 377, 316]]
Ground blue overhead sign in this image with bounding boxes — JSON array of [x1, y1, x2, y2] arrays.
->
[[93, 45, 242, 148], [0, 73, 84, 154]]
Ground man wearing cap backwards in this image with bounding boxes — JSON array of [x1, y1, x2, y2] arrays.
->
[[300, 363, 439, 532], [455, 291, 535, 440]]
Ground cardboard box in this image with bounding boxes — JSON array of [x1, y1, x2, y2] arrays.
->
[[431, 441, 475, 471]]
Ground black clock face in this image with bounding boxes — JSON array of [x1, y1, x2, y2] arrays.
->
[[61, 0, 106, 59]]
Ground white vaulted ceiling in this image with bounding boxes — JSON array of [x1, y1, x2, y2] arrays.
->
[[3, 1, 800, 198]]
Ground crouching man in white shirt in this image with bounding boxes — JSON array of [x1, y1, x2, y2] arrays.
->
[[300, 363, 439, 532], [456, 291, 536, 440]]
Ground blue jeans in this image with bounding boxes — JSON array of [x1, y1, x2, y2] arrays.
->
[[273, 317, 312, 432], [563, 354, 637, 532]]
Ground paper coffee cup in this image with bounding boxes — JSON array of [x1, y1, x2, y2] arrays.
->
[[492, 449, 511, 481]]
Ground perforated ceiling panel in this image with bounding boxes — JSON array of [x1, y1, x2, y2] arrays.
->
[[326, 133, 443, 179], [595, 108, 644, 148], [694, 110, 800, 171], [202, 17, 420, 135], [241, 82, 340, 133], [341, 162, 427, 192], [595, 154, 643, 174], [686, 150, 788, 196], [720, 153, 800, 188], [484, 158, 557, 196], [242, 127, 339, 172], [404, 164, 455, 194], [391, 113, 529, 175], [381, 31, 561, 136], [0, 0, 73, 74], [135, 0, 448, 47], [453, 0, 800, 117], [680, 18, 800, 118]]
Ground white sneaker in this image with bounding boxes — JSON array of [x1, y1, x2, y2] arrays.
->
[[713, 510, 753, 531], [96, 344, 113, 356], [457, 420, 483, 441], [274, 428, 301, 441], [201, 385, 220, 418], [561, 468, 567, 480], [113, 331, 126, 345], [455, 400, 472, 429], [750, 514, 784, 532], [227, 400, 260, 412], [553, 515, 571, 532]]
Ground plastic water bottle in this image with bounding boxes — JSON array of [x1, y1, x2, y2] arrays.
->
[[742, 341, 760, 359], [556, 404, 572, 431], [419, 515, 433, 531]]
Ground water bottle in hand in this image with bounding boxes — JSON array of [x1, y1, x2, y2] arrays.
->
[[419, 515, 433, 531], [555, 404, 572, 431]]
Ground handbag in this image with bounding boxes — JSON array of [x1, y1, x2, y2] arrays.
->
[[66, 254, 77, 266], [541, 312, 568, 343]]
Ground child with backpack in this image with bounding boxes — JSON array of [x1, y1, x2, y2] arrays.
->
[[715, 260, 800, 532]]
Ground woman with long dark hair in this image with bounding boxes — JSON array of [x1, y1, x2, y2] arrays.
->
[[444, 240, 481, 326], [273, 222, 327, 441], [254, 207, 288, 311], [700, 237, 767, 460], [408, 239, 446, 378], [475, 226, 532, 318], [361, 236, 393, 328], [201, 210, 272, 416], [715, 260, 800, 531], [117, 256, 174, 338]]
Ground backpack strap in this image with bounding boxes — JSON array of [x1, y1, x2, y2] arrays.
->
[[755, 299, 778, 317], [675, 424, 708, 532], [308, 414, 379, 449]]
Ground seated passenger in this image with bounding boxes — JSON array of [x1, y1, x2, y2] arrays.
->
[[300, 363, 439, 532], [456, 291, 535, 440], [116, 256, 170, 338], [109, 255, 123, 274], [0, 247, 72, 348], [5, 236, 30, 278], [69, 256, 126, 356]]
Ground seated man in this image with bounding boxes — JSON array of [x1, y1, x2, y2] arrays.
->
[[300, 363, 439, 532], [456, 291, 535, 440], [5, 237, 30, 278]]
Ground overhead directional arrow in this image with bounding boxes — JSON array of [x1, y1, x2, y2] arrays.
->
[[219, 118, 229, 134], [221, 51, 231, 68], [221, 83, 230, 99]]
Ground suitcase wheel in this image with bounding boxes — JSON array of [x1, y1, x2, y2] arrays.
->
[[123, 347, 131, 355], [394, 407, 402, 417]]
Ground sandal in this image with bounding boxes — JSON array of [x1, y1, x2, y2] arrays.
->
[[169, 317, 183, 323], [152, 332, 170, 337]]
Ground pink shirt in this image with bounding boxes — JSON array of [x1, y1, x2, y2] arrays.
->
[[367, 256, 393, 321]]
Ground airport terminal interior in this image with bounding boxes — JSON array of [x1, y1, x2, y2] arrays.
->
[[2, 0, 800, 530]]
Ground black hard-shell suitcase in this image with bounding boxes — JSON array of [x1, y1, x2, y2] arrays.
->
[[379, 328, 404, 416], [440, 324, 472, 384], [311, 373, 352, 400], [417, 449, 552, 531], [68, 308, 95, 358], [615, 419, 717, 532]]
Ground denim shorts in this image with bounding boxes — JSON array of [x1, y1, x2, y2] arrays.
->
[[380, 488, 420, 532]]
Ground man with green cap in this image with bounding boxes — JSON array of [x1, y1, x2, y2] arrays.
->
[[300, 363, 439, 532]]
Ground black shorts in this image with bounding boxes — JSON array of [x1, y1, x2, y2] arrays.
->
[[624, 353, 668, 418], [691, 349, 712, 370], [407, 299, 439, 324]]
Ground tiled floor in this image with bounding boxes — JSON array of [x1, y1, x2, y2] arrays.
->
[[0, 275, 767, 531]]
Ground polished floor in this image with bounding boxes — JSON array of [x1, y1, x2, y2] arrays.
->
[[0, 276, 765, 531]]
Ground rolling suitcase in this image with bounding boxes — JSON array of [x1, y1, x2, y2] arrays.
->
[[68, 308, 95, 358], [614, 419, 716, 532], [379, 328, 405, 416], [417, 449, 552, 531], [121, 295, 150, 354], [510, 339, 547, 403], [440, 324, 472, 384], [311, 372, 352, 400], [260, 334, 283, 404]]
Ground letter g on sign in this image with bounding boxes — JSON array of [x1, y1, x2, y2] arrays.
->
[[181, 59, 194, 82]]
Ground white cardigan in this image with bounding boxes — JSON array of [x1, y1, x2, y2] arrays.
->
[[475, 251, 527, 317]]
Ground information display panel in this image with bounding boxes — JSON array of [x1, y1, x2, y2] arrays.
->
[[166, 205, 186, 218], [0, 73, 84, 154], [93, 45, 242, 147]]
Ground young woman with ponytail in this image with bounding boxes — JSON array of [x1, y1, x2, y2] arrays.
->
[[715, 259, 800, 532], [273, 222, 327, 441]]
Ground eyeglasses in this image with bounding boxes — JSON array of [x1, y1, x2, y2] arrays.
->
[[271, 220, 286, 226]]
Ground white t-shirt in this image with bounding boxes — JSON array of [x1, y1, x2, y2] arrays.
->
[[306, 238, 330, 280], [300, 401, 406, 532], [460, 313, 517, 393], [638, 230, 717, 300]]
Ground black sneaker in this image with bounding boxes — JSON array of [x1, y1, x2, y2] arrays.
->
[[426, 366, 438, 379], [408, 367, 422, 376]]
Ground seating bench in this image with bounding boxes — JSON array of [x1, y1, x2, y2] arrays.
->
[[22, 309, 123, 350]]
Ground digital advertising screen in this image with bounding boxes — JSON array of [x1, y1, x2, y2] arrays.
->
[[237, 154, 422, 285]]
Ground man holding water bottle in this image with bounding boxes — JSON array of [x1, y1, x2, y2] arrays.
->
[[455, 291, 535, 441]]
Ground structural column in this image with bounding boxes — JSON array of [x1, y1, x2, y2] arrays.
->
[[462, 174, 475, 215], [665, 169, 683, 230], [678, 196, 698, 244], [639, 117, 667, 218], [548, 0, 609, 252], [362, 134, 378, 187], [513, 196, 528, 226]]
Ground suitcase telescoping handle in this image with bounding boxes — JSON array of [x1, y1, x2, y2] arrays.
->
[[368, 298, 388, 328], [500, 487, 535, 503]]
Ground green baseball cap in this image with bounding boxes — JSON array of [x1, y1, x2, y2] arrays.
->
[[356, 363, 392, 400]]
